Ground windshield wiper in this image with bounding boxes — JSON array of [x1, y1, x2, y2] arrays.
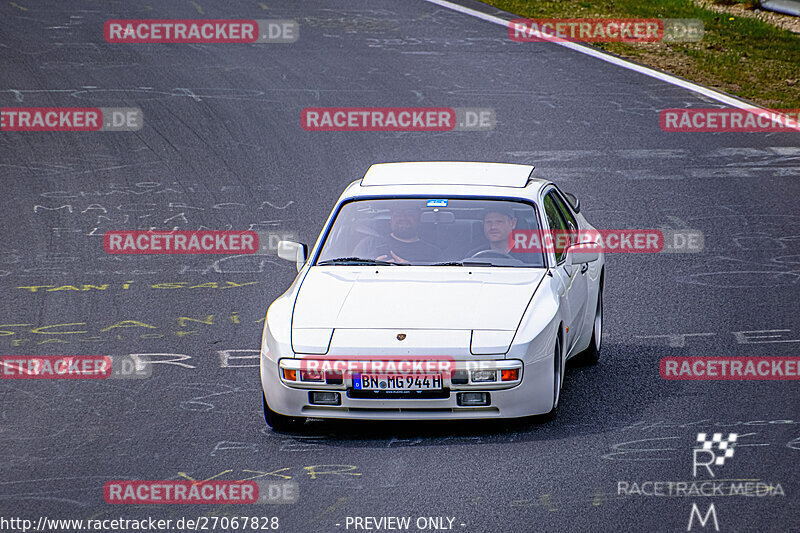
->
[[317, 257, 403, 266], [430, 261, 494, 267]]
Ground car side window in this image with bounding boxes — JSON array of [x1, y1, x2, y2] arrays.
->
[[551, 191, 579, 248], [552, 192, 577, 231], [543, 192, 568, 263]]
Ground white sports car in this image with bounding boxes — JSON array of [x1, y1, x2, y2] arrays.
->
[[260, 162, 604, 430]]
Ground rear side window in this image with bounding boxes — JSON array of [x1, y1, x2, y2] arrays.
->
[[552, 192, 577, 231], [543, 192, 568, 263], [551, 191, 579, 249]]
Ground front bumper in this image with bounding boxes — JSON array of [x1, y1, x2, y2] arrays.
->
[[260, 354, 555, 420]]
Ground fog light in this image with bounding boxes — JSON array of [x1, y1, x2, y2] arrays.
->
[[282, 368, 297, 381], [300, 370, 324, 382], [458, 392, 490, 406], [501, 368, 520, 381], [309, 391, 341, 405], [471, 370, 496, 383]]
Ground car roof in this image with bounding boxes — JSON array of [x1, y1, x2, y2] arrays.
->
[[360, 161, 542, 188]]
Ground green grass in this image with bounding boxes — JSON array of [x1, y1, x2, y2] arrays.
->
[[486, 0, 800, 108]]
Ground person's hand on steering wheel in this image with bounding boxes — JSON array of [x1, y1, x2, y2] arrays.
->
[[468, 249, 514, 260], [376, 250, 410, 264]]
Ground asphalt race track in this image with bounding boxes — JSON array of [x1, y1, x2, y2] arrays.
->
[[1, 1, 798, 532]]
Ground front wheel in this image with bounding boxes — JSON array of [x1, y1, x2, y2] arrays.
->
[[538, 334, 563, 422], [263, 393, 305, 432]]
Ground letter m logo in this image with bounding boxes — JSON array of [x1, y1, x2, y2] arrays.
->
[[688, 503, 719, 531]]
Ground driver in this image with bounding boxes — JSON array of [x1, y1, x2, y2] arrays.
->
[[467, 206, 527, 262], [353, 203, 442, 264]]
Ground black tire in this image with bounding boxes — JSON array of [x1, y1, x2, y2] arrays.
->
[[538, 333, 563, 422], [577, 287, 603, 365], [262, 393, 305, 432]]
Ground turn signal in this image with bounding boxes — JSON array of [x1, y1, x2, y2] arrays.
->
[[501, 369, 519, 381]]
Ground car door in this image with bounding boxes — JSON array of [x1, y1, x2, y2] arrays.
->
[[542, 190, 589, 356], [551, 190, 592, 353]]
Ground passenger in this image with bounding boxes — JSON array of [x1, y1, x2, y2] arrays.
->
[[353, 203, 442, 264]]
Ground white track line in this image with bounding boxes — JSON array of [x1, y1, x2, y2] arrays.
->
[[422, 0, 800, 132]]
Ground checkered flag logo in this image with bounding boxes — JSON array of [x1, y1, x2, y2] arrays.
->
[[697, 433, 737, 466]]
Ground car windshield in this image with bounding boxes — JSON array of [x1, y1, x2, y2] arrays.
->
[[315, 198, 545, 267]]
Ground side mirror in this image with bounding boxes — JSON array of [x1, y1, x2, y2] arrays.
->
[[566, 242, 599, 265], [564, 192, 581, 213], [277, 240, 308, 272]]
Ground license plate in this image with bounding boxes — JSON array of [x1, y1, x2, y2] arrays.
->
[[353, 373, 443, 391]]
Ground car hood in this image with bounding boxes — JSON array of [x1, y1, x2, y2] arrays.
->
[[292, 267, 544, 332]]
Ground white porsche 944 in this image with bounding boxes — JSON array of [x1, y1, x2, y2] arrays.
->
[[260, 162, 604, 430]]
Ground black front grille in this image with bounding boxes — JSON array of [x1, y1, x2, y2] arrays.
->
[[325, 371, 343, 385], [451, 370, 469, 385]]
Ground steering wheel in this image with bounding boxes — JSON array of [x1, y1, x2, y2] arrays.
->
[[468, 249, 515, 260]]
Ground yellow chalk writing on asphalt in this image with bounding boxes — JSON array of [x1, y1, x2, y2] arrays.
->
[[16, 281, 261, 292], [0, 311, 266, 345]]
